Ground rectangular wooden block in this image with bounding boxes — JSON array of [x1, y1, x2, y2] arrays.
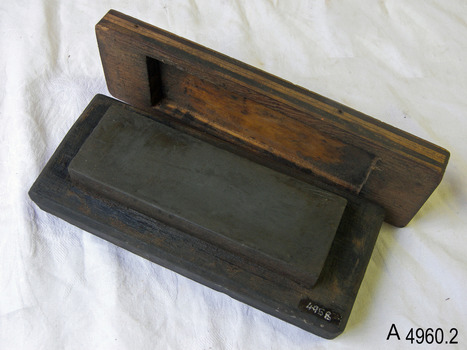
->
[[96, 10, 450, 226]]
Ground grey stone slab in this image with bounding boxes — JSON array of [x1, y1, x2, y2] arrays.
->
[[68, 105, 347, 286]]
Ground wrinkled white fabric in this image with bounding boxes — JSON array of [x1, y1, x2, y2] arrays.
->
[[1, 1, 466, 349]]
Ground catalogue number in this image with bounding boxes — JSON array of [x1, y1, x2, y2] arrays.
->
[[298, 298, 341, 325], [387, 324, 459, 345]]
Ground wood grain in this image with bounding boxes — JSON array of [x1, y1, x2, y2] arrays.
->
[[95, 10, 449, 226]]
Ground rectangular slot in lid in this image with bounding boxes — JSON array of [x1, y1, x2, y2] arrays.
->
[[146, 56, 376, 194]]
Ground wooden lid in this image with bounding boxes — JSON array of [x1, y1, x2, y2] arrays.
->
[[96, 10, 449, 227]]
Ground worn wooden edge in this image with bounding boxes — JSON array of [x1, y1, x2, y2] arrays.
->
[[95, 10, 450, 227], [29, 94, 385, 339]]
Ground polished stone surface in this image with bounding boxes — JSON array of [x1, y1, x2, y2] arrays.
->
[[69, 105, 347, 286]]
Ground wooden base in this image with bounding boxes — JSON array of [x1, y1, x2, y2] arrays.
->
[[29, 95, 384, 338]]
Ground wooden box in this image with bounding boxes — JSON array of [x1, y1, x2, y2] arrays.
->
[[29, 10, 449, 339]]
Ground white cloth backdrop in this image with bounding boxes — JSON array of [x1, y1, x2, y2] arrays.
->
[[1, 1, 466, 349]]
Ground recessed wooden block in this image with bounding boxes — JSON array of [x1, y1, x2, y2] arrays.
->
[[29, 95, 385, 339], [96, 10, 449, 227], [68, 105, 347, 287]]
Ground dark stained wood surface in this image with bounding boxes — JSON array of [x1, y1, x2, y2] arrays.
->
[[29, 95, 385, 339], [96, 10, 449, 227]]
